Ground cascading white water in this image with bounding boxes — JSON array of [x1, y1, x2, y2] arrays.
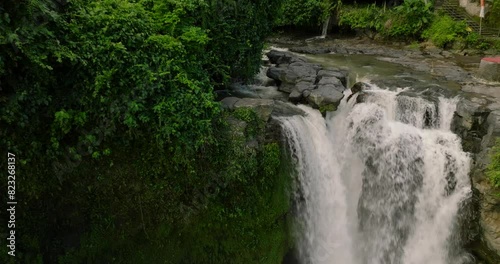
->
[[278, 84, 472, 264], [321, 16, 331, 39]]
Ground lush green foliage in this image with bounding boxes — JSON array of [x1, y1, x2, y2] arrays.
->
[[487, 138, 500, 188], [275, 0, 340, 28], [338, 4, 384, 38], [52, 109, 293, 264], [0, 0, 291, 262], [383, 0, 433, 38], [422, 15, 468, 48], [339, 0, 433, 40], [486, 0, 500, 28]]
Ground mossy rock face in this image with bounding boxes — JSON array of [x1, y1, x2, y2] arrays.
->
[[319, 103, 337, 115], [451, 97, 500, 263], [4, 105, 296, 264]]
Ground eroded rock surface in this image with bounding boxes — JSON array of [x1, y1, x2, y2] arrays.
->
[[265, 50, 347, 112]]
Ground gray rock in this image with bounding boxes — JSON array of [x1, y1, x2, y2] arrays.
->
[[234, 98, 274, 122], [271, 100, 306, 117], [266, 66, 287, 82], [440, 50, 453, 58], [331, 46, 349, 54], [478, 58, 500, 82], [465, 109, 500, 262], [266, 50, 305, 65], [289, 62, 317, 80], [317, 69, 348, 87], [288, 88, 302, 103], [230, 97, 305, 123], [318, 76, 343, 88], [295, 81, 315, 92], [307, 85, 344, 109], [299, 76, 316, 83], [221, 97, 240, 110], [267, 61, 319, 94], [278, 83, 295, 93], [351, 82, 372, 94], [265, 65, 294, 84], [347, 82, 372, 102], [303, 90, 311, 98], [289, 46, 332, 54]]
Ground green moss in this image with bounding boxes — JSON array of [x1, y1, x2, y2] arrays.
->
[[319, 104, 337, 115], [486, 138, 500, 188], [233, 107, 256, 123], [263, 143, 281, 177], [45, 108, 293, 263]]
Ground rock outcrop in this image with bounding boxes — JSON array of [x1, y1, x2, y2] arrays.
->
[[221, 97, 306, 122], [478, 57, 500, 82], [265, 50, 348, 113], [451, 97, 500, 264]]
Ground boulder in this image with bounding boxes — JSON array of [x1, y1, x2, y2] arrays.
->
[[307, 85, 344, 109], [266, 66, 288, 82], [347, 82, 373, 102], [351, 82, 372, 94], [272, 100, 306, 117], [288, 88, 302, 103], [266, 50, 305, 65], [451, 98, 490, 153], [478, 57, 500, 82], [289, 62, 318, 81], [295, 81, 316, 92], [318, 77, 344, 92], [234, 98, 274, 122], [221, 97, 241, 109], [224, 97, 305, 122], [317, 69, 348, 87], [302, 89, 311, 98], [267, 61, 318, 93]]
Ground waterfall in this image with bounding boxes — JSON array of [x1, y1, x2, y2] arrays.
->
[[321, 16, 330, 38], [278, 84, 473, 264]]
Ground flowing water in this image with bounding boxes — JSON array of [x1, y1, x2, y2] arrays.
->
[[321, 16, 331, 39], [278, 84, 473, 264]]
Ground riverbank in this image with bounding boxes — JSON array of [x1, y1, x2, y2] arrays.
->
[[268, 34, 499, 97]]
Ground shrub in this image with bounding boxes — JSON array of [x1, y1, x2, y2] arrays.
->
[[275, 0, 323, 27], [383, 0, 434, 39], [338, 4, 385, 38], [465, 32, 481, 48], [339, 0, 434, 40], [0, 0, 289, 262], [422, 15, 468, 48], [486, 0, 500, 28], [275, 0, 341, 28]]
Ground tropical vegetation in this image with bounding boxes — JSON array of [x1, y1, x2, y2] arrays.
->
[[2, 0, 500, 263]]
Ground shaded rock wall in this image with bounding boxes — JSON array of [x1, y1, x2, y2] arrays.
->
[[452, 98, 500, 263]]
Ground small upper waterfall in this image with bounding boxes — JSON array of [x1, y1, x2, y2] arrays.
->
[[278, 84, 473, 264], [321, 16, 330, 38]]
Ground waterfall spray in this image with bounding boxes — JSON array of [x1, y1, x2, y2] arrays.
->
[[279, 84, 472, 264]]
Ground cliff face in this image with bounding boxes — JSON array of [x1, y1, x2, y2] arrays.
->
[[452, 98, 500, 263], [227, 46, 500, 263]]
